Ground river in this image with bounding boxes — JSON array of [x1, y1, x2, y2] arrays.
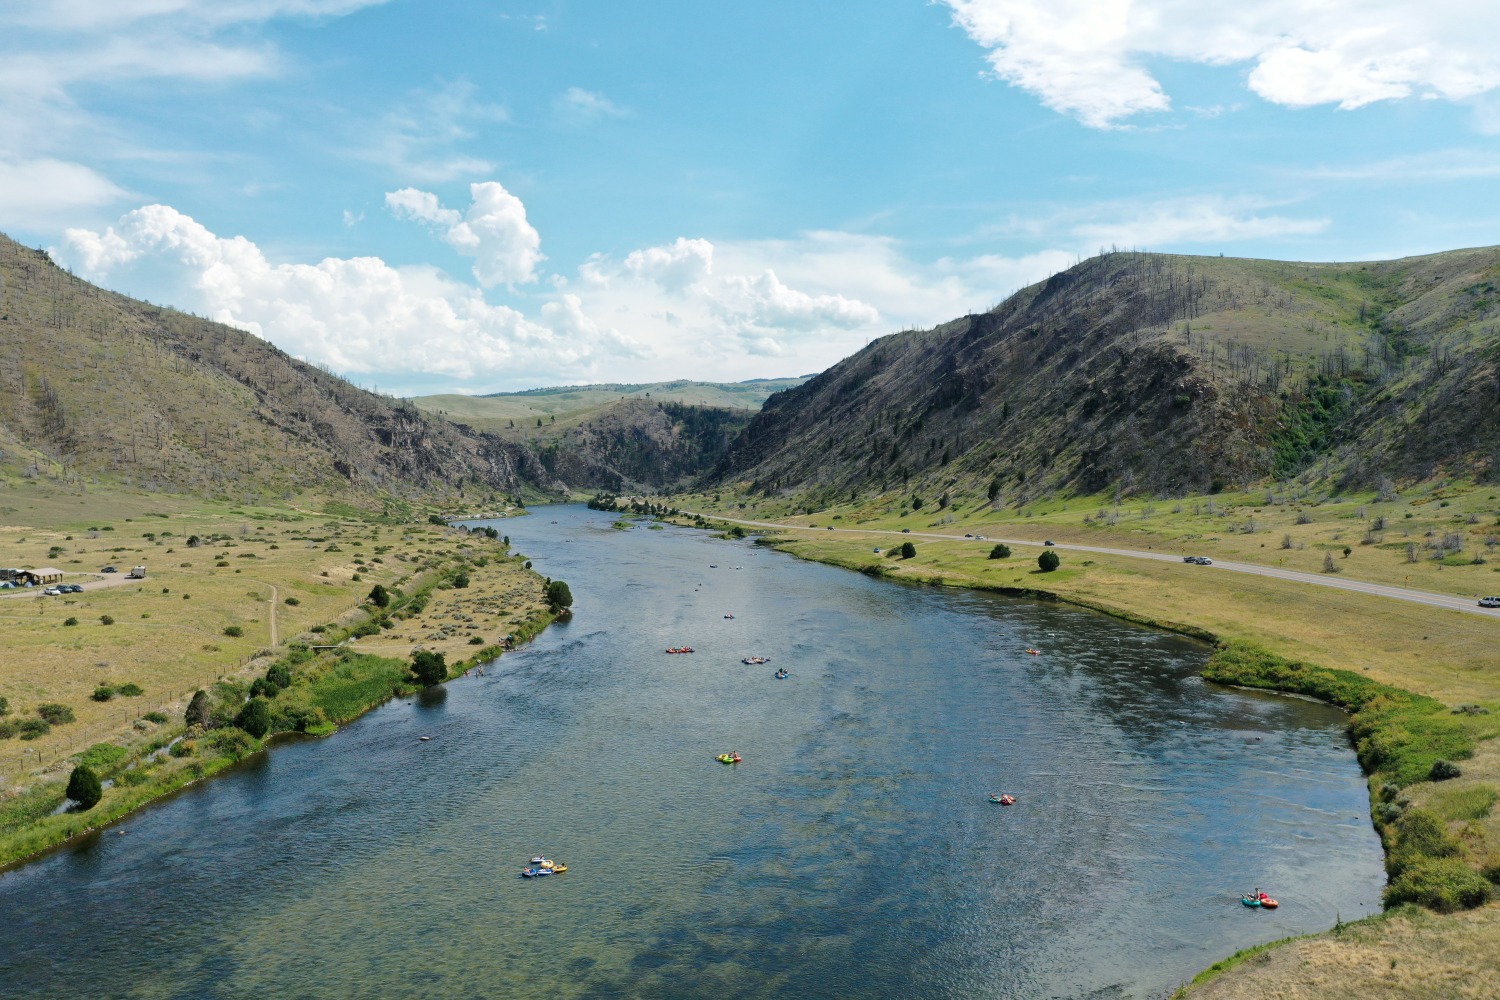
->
[[0, 504, 1384, 998]]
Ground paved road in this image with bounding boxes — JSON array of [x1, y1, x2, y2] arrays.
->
[[686, 512, 1500, 620]]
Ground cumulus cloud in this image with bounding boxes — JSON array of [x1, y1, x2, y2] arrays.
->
[[54, 204, 585, 383], [622, 237, 714, 291], [1065, 196, 1329, 249], [943, 0, 1500, 127], [387, 181, 544, 287]]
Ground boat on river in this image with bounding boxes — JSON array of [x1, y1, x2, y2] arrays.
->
[[742, 655, 770, 665], [988, 793, 1016, 805], [774, 669, 788, 679], [717, 752, 742, 764], [666, 646, 695, 654]]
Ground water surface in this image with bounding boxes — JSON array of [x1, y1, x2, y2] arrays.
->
[[0, 505, 1384, 998]]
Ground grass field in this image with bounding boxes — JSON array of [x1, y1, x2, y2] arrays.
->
[[0, 482, 544, 789]]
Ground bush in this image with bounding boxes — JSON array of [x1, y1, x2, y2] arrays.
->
[[1037, 550, 1060, 572], [546, 580, 573, 611], [64, 616, 79, 627], [451, 572, 470, 589], [411, 650, 448, 687], [367, 584, 390, 608], [284, 597, 300, 606], [144, 711, 169, 724], [1430, 760, 1464, 781], [117, 683, 143, 697], [1385, 857, 1493, 912], [234, 698, 272, 739], [168, 739, 195, 758], [37, 703, 75, 725], [17, 719, 50, 740], [223, 625, 244, 638], [185, 689, 213, 728], [100, 615, 114, 625], [205, 727, 260, 761], [78, 743, 128, 773], [900, 541, 917, 559], [468, 636, 485, 645], [250, 677, 278, 699], [0, 696, 7, 716], [266, 664, 292, 690], [66, 765, 103, 810], [988, 544, 1011, 559], [92, 685, 115, 702]]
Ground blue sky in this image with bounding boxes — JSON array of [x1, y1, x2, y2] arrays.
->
[[4, 1, 1500, 395]]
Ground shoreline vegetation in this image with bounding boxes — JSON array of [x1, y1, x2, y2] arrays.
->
[[646, 488, 1500, 997], [0, 503, 557, 872]]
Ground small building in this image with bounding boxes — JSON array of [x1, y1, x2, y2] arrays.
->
[[0, 568, 21, 582], [16, 568, 64, 586]]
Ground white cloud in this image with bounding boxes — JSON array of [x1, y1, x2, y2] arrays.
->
[[358, 80, 508, 183], [1065, 196, 1329, 249], [387, 181, 544, 287], [558, 87, 629, 122], [53, 204, 592, 383], [622, 237, 714, 291], [944, 0, 1500, 127], [0, 158, 129, 228], [1299, 149, 1500, 182]]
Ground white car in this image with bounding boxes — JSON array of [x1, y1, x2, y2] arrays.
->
[[42, 587, 62, 596], [1479, 596, 1500, 609]]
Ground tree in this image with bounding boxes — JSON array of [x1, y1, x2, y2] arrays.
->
[[988, 477, 1003, 503], [186, 689, 212, 728], [235, 697, 272, 738], [367, 584, 390, 608], [1037, 550, 1060, 572], [546, 580, 573, 611], [911, 495, 924, 510], [67, 765, 103, 810], [900, 541, 917, 559], [989, 543, 1011, 559], [428, 514, 446, 525], [412, 650, 448, 686], [451, 571, 470, 589], [266, 664, 292, 690], [1323, 552, 1338, 573]]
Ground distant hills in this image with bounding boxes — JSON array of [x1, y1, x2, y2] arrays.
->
[[7, 228, 1496, 511], [713, 248, 1500, 506]]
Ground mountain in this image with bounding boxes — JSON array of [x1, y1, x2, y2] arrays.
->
[[713, 248, 1500, 506], [411, 376, 809, 429], [0, 233, 554, 503], [411, 377, 806, 493]]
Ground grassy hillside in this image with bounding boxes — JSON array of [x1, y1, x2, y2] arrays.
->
[[713, 248, 1500, 507], [0, 234, 555, 505], [412, 376, 808, 429]]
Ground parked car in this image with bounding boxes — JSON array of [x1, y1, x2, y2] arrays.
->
[[1043, 540, 1055, 546], [42, 587, 61, 596], [826, 526, 834, 530], [974, 535, 986, 540], [101, 566, 118, 573], [901, 528, 911, 533], [1183, 555, 1197, 563], [963, 533, 973, 538], [64, 584, 84, 593], [1479, 596, 1500, 608]]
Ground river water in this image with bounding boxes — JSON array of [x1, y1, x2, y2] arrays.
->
[[0, 504, 1384, 998]]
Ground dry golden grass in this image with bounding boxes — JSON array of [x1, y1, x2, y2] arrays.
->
[[1181, 904, 1500, 999], [0, 484, 533, 784]]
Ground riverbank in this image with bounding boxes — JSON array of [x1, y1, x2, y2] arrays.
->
[[669, 507, 1500, 996], [0, 503, 556, 870]]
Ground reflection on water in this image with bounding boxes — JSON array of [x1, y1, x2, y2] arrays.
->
[[0, 506, 1384, 999]]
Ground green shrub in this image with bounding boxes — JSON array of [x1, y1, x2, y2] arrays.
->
[[185, 690, 213, 728], [204, 727, 260, 761], [468, 636, 485, 645], [223, 625, 244, 638], [1037, 550, 1060, 572], [367, 584, 390, 608], [988, 544, 1011, 559], [144, 711, 169, 724], [99, 615, 114, 625], [117, 683, 143, 697], [0, 696, 7, 716], [546, 580, 573, 611], [1384, 857, 1492, 912], [63, 616, 79, 627], [411, 650, 448, 687], [234, 698, 272, 738], [1430, 760, 1463, 781], [250, 677, 278, 699], [78, 743, 128, 773], [451, 571, 469, 589], [17, 719, 49, 740], [37, 703, 74, 725], [169, 739, 195, 758], [266, 664, 292, 690], [900, 541, 916, 559], [91, 686, 115, 702], [66, 765, 103, 810], [284, 596, 300, 606]]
